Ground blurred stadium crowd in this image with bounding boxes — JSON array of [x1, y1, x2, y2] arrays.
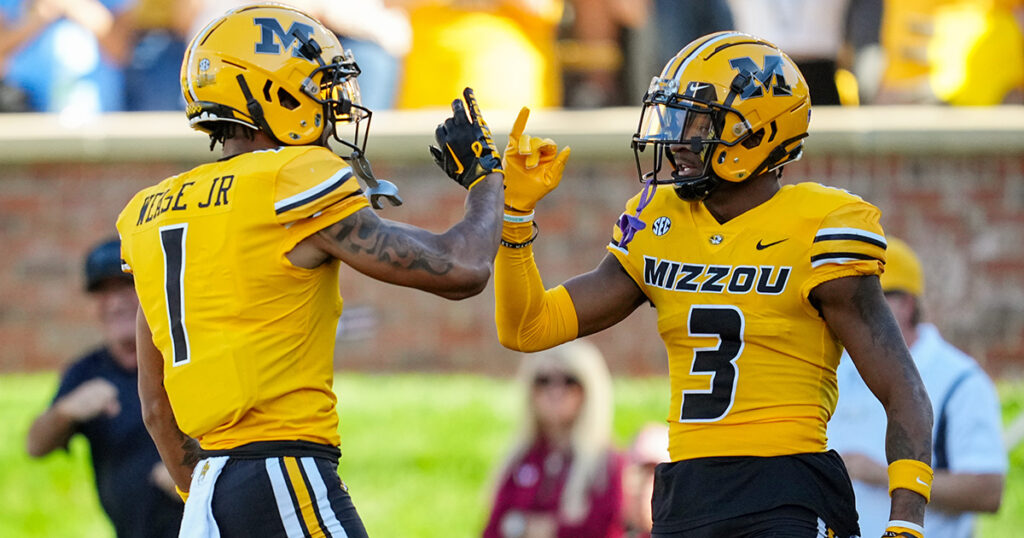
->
[[0, 0, 1021, 122]]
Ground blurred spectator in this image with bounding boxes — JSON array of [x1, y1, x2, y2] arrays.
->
[[840, 0, 884, 105], [728, 0, 850, 105], [26, 238, 184, 538], [483, 341, 624, 538], [560, 0, 649, 107], [398, 0, 564, 110], [829, 237, 1007, 538], [317, 0, 411, 110], [876, 0, 1024, 105], [651, 0, 732, 66], [189, 0, 410, 110], [620, 424, 669, 538], [0, 0, 58, 111], [0, 0, 133, 118], [120, 0, 200, 110]]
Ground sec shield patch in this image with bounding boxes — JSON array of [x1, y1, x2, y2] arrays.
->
[[653, 216, 671, 236]]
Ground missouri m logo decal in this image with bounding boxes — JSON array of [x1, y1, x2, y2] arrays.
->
[[253, 17, 314, 57], [729, 56, 792, 99]]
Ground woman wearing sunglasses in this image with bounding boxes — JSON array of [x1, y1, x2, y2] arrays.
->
[[483, 341, 625, 538]]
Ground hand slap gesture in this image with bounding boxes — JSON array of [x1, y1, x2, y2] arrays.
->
[[502, 107, 570, 213], [429, 87, 504, 189]]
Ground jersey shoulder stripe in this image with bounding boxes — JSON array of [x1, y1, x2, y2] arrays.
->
[[810, 251, 883, 268], [274, 167, 355, 214], [273, 146, 367, 227], [813, 227, 887, 249]]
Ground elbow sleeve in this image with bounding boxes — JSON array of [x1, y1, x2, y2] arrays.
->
[[494, 235, 578, 352]]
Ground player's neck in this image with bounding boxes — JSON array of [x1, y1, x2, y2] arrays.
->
[[702, 172, 781, 224], [221, 130, 280, 159]]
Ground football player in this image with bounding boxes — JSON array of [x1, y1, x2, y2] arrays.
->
[[494, 32, 934, 538], [116, 4, 505, 537]]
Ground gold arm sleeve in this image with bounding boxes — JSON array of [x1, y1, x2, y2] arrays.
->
[[494, 222, 579, 352]]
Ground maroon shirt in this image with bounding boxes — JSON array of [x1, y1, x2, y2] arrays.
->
[[483, 440, 625, 538]]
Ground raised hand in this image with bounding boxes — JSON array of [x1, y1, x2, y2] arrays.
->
[[429, 87, 503, 189], [502, 107, 570, 213]]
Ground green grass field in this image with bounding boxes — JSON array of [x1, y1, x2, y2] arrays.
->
[[2, 373, 1021, 537]]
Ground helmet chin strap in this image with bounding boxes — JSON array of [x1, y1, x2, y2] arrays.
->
[[672, 175, 721, 201], [664, 145, 721, 201], [235, 74, 282, 145]]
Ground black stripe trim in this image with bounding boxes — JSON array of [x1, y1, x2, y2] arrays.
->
[[813, 233, 887, 249], [279, 458, 312, 537], [297, 458, 332, 538], [810, 252, 883, 263], [275, 170, 355, 214], [200, 440, 341, 462]]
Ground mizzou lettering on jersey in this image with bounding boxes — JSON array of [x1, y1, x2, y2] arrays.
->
[[642, 256, 791, 295], [117, 146, 369, 450], [607, 182, 887, 462]]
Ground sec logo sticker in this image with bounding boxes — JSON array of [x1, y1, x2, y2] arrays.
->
[[652, 216, 671, 236]]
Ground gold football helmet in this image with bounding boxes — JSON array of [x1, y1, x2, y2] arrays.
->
[[181, 3, 368, 150], [632, 31, 811, 200]]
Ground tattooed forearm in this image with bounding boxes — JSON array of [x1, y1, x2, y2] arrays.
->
[[885, 417, 925, 462], [851, 276, 906, 352], [848, 276, 933, 462], [327, 210, 454, 275]]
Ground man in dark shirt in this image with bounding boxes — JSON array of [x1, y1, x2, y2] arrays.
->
[[27, 238, 183, 538]]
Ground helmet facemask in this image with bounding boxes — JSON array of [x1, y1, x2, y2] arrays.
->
[[632, 78, 750, 202], [294, 35, 371, 157]]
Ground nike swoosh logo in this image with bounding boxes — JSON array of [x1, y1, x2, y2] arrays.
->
[[916, 476, 929, 486], [756, 238, 788, 250]]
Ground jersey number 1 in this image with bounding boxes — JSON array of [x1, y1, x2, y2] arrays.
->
[[159, 224, 191, 366], [679, 305, 744, 422]]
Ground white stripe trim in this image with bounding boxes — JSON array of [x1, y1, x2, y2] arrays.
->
[[607, 242, 628, 255], [301, 457, 347, 538], [266, 459, 305, 538], [811, 256, 865, 268], [274, 167, 353, 212], [815, 227, 887, 246], [888, 520, 925, 534], [673, 32, 745, 83], [185, 18, 222, 102], [816, 517, 828, 538]]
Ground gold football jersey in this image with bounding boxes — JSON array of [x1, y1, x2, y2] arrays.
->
[[608, 182, 886, 461], [116, 146, 369, 450]]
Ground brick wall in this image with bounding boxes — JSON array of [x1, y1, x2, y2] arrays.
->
[[1, 127, 1021, 377]]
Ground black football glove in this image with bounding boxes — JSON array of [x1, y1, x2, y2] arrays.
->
[[429, 87, 503, 189]]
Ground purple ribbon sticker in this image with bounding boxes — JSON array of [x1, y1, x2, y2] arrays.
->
[[616, 177, 657, 248]]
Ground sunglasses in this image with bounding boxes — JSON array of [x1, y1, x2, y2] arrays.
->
[[533, 373, 581, 388]]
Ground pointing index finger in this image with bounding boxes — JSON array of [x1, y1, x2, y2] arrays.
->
[[450, 96, 468, 125], [510, 106, 530, 144]]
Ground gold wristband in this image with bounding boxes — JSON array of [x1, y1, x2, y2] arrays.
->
[[502, 220, 535, 243], [501, 222, 539, 249], [888, 459, 933, 502]]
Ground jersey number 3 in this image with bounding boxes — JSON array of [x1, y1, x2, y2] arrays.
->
[[160, 224, 191, 366], [679, 305, 744, 422]]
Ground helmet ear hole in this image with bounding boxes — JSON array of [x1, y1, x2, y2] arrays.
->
[[741, 128, 765, 149], [278, 88, 300, 110]]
